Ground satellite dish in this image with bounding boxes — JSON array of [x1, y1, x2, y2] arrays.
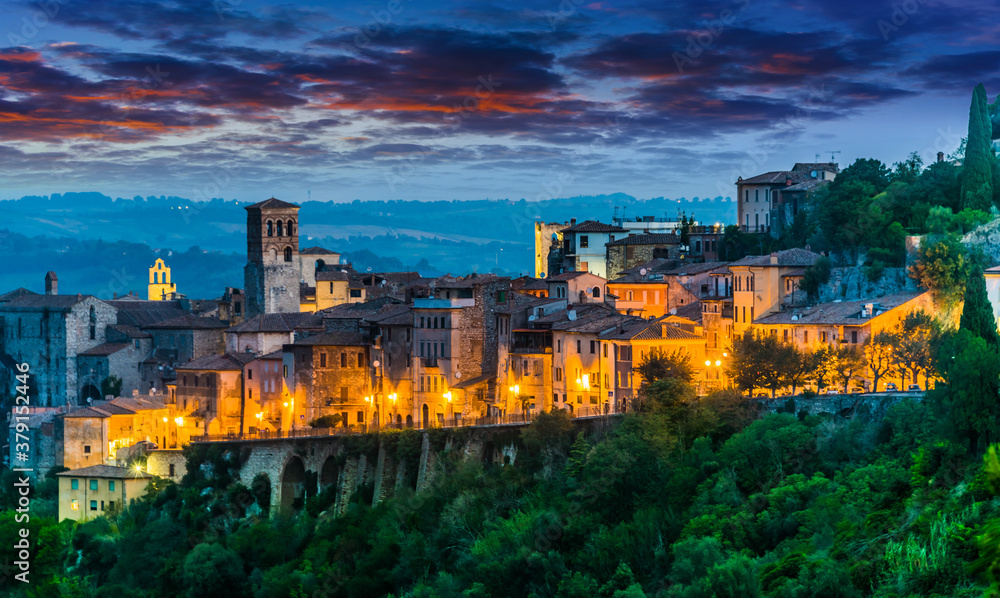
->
[[810, 170, 817, 178], [372, 360, 380, 368], [539, 272, 546, 278], [455, 371, 462, 379], [639, 268, 647, 276], [367, 267, 372, 272]]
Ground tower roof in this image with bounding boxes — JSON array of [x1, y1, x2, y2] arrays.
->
[[245, 197, 300, 210]]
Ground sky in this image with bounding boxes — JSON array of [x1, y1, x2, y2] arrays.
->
[[1, 0, 999, 204]]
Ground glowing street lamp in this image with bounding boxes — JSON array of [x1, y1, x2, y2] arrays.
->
[[444, 391, 452, 402], [174, 417, 184, 426]]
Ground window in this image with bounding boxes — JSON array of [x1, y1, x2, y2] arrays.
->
[[497, 290, 507, 303], [109, 480, 115, 491], [804, 331, 809, 343], [90, 480, 98, 491], [84, 445, 91, 454], [851, 330, 858, 344], [350, 289, 362, 298], [593, 286, 600, 298], [555, 367, 563, 382], [358, 352, 365, 367], [135, 340, 140, 349], [267, 220, 273, 236], [557, 340, 562, 353], [357, 411, 365, 423], [783, 329, 789, 341], [603, 343, 608, 358], [341, 352, 347, 367], [820, 331, 827, 343], [169, 464, 175, 476], [108, 501, 115, 511], [90, 500, 97, 512], [283, 365, 288, 377], [590, 340, 596, 354], [580, 261, 589, 272], [71, 499, 79, 511], [577, 340, 582, 353], [276, 220, 284, 236], [287, 220, 294, 236], [579, 235, 589, 248], [340, 387, 348, 401], [71, 479, 79, 490]]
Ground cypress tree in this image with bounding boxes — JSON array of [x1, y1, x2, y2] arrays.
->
[[960, 264, 1000, 348], [962, 84, 993, 210]]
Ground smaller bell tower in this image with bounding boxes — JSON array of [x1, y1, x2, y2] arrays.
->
[[148, 258, 177, 300]]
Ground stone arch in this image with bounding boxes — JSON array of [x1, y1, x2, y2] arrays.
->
[[406, 414, 413, 428], [284, 247, 293, 262], [315, 259, 326, 272], [287, 219, 295, 236], [319, 455, 339, 491], [276, 220, 284, 236], [421, 403, 429, 428], [280, 455, 307, 512], [266, 220, 274, 236]]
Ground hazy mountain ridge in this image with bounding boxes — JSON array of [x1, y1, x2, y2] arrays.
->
[[0, 192, 737, 297]]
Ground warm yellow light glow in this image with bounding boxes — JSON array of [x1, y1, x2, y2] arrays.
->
[[705, 360, 712, 366], [715, 360, 721, 366], [175, 417, 184, 426], [444, 391, 452, 402], [723, 352, 728, 357], [389, 393, 397, 402], [283, 402, 289, 407], [71, 500, 79, 511], [364, 395, 372, 403], [162, 417, 168, 423], [134, 464, 142, 473]]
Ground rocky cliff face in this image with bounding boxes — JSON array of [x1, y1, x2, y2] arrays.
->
[[816, 267, 917, 302]]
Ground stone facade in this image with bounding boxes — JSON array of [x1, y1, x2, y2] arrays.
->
[[0, 294, 116, 407], [245, 198, 301, 317]]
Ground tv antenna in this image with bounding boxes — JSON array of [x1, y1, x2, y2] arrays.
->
[[828, 150, 841, 162]]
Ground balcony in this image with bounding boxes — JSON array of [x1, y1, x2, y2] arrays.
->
[[511, 330, 552, 354], [738, 225, 770, 233]]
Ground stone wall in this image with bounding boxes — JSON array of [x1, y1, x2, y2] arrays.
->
[[147, 449, 187, 481]]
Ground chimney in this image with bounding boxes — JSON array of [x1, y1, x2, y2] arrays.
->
[[570, 218, 577, 227], [937, 151, 944, 163], [44, 271, 58, 295], [770, 252, 779, 265], [785, 177, 793, 186]]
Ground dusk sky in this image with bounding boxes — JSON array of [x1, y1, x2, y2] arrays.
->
[[2, 0, 999, 204]]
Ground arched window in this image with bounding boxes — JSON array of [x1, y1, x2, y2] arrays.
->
[[287, 220, 294, 236], [276, 220, 284, 236], [270, 247, 278, 261], [284, 247, 293, 262], [593, 286, 600, 298], [266, 220, 273, 236], [315, 259, 326, 272]]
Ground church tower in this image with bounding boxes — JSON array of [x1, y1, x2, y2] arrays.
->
[[148, 258, 177, 300], [245, 197, 301, 317]]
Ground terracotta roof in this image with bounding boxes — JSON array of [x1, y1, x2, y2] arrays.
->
[[729, 248, 820, 268], [301, 246, 339, 255], [0, 288, 37, 302], [108, 324, 151, 339], [245, 197, 299, 210], [64, 406, 113, 418], [606, 233, 680, 246], [316, 270, 351, 282], [782, 179, 828, 192], [738, 170, 808, 185], [57, 464, 153, 479], [452, 373, 495, 389], [110, 300, 189, 327], [366, 304, 413, 326], [228, 312, 313, 333], [672, 301, 704, 325], [560, 220, 628, 234], [546, 271, 589, 281], [176, 353, 256, 371], [78, 342, 131, 356], [755, 292, 925, 325], [3, 294, 97, 309], [142, 314, 227, 330], [512, 276, 549, 291], [291, 330, 369, 347], [791, 162, 839, 174]]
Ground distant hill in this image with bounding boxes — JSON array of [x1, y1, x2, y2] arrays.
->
[[0, 193, 737, 295]]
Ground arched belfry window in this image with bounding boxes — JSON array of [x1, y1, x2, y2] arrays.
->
[[284, 247, 293, 262], [276, 220, 284, 236], [287, 220, 294, 236], [266, 220, 273, 236]]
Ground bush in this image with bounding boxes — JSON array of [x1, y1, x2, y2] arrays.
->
[[309, 413, 343, 428]]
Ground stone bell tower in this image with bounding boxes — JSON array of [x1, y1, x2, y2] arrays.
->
[[245, 197, 301, 317]]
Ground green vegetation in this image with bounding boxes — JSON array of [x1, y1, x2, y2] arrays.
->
[[309, 413, 344, 428], [5, 323, 1000, 598], [964, 84, 995, 211]]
